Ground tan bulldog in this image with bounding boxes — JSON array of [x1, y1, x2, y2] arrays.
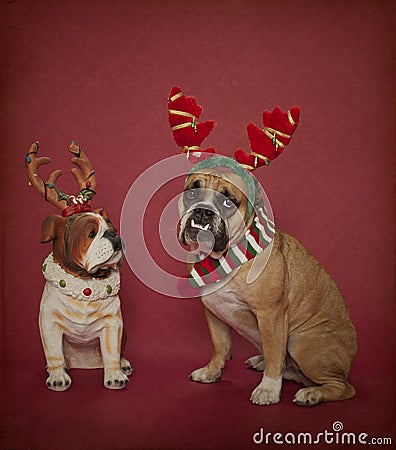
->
[[178, 160, 357, 406], [25, 141, 132, 391]]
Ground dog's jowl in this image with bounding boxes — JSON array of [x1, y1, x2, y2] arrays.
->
[[25, 141, 133, 391]]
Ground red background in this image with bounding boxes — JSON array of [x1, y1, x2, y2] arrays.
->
[[1, 1, 395, 449]]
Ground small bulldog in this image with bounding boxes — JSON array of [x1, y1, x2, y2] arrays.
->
[[177, 155, 357, 406], [25, 141, 132, 391]]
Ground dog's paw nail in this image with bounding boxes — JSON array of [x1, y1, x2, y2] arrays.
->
[[65, 380, 70, 386], [114, 379, 119, 384], [215, 376, 221, 382], [107, 381, 112, 386]]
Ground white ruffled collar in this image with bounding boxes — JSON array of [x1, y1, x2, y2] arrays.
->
[[42, 253, 120, 301]]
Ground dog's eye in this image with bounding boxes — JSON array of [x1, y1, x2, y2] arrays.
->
[[184, 190, 196, 201], [88, 230, 96, 238], [223, 198, 235, 209]]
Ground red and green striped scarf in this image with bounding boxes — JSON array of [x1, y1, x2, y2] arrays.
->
[[177, 207, 275, 297]]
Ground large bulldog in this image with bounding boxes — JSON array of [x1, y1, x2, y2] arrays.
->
[[178, 156, 357, 406]]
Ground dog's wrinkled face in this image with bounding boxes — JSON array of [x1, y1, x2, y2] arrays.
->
[[66, 212, 123, 274], [179, 169, 250, 259], [41, 209, 124, 276]]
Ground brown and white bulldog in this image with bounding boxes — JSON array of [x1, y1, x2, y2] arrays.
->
[[25, 141, 132, 391], [178, 159, 357, 406]]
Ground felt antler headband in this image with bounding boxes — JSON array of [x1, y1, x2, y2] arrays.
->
[[234, 106, 300, 170], [167, 85, 300, 171], [167, 86, 216, 159], [25, 141, 96, 217]]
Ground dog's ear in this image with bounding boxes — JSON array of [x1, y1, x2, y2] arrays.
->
[[93, 208, 117, 230], [252, 177, 265, 210], [93, 208, 108, 219], [40, 215, 66, 243]]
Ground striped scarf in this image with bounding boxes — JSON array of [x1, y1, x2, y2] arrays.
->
[[177, 207, 275, 297]]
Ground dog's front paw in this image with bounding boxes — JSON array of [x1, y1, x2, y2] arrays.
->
[[190, 366, 222, 384], [46, 368, 72, 392], [104, 369, 129, 390], [250, 375, 282, 405], [120, 357, 134, 376], [293, 387, 323, 407]]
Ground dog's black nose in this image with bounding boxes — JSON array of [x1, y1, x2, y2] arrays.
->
[[103, 229, 123, 251], [104, 229, 117, 239], [194, 208, 214, 220]]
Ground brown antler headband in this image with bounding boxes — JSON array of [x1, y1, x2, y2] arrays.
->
[[25, 141, 97, 217]]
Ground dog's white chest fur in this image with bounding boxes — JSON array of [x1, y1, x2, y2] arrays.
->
[[41, 283, 121, 337], [40, 282, 122, 368], [202, 283, 262, 350]]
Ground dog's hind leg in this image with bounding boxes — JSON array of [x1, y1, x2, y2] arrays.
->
[[120, 357, 134, 376], [246, 355, 264, 371], [288, 334, 356, 406], [120, 328, 133, 376], [282, 353, 315, 386], [293, 380, 356, 407]]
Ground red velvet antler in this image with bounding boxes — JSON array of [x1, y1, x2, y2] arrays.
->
[[234, 106, 300, 170], [167, 86, 216, 160]]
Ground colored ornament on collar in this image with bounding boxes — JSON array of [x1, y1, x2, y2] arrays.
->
[[177, 207, 275, 297], [187, 155, 256, 220], [42, 253, 120, 301]]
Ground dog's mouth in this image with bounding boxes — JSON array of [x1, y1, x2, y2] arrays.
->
[[181, 213, 228, 256], [190, 218, 211, 231], [185, 218, 215, 253], [88, 250, 123, 274], [184, 216, 214, 242]]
